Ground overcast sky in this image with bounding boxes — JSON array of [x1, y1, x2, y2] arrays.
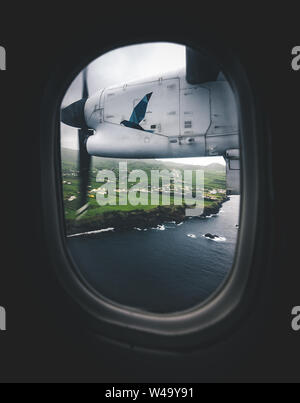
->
[[61, 42, 225, 166]]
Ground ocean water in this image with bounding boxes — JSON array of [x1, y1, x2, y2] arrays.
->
[[67, 195, 240, 313]]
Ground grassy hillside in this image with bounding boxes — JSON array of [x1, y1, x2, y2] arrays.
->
[[61, 148, 225, 172], [61, 147, 227, 234]]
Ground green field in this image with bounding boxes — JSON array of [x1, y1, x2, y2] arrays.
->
[[61, 148, 227, 231]]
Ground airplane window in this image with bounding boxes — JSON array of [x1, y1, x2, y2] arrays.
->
[[60, 42, 240, 314]]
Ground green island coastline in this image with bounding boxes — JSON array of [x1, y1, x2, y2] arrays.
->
[[61, 148, 228, 236]]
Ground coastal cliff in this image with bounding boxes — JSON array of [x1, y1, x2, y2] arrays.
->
[[66, 196, 229, 236]]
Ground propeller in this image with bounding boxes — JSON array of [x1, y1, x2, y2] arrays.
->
[[78, 69, 91, 213], [61, 68, 92, 216]]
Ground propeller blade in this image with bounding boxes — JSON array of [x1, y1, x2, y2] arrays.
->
[[78, 128, 91, 211], [82, 68, 89, 99], [77, 68, 91, 215]]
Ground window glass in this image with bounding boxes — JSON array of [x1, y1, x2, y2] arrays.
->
[[60, 43, 240, 313]]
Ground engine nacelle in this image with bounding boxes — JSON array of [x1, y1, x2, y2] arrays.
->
[[86, 122, 240, 159], [86, 123, 171, 158]]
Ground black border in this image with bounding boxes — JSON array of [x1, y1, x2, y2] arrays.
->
[[40, 38, 272, 352]]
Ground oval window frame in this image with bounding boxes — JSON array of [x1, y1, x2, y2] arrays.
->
[[40, 39, 271, 351]]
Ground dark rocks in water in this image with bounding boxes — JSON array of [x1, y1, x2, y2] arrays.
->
[[205, 233, 219, 239]]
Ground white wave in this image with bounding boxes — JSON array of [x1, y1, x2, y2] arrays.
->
[[202, 234, 226, 242], [205, 214, 213, 219], [212, 236, 226, 242], [152, 224, 166, 231], [68, 227, 115, 238], [177, 222, 184, 226], [187, 233, 197, 239], [134, 227, 142, 231]]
